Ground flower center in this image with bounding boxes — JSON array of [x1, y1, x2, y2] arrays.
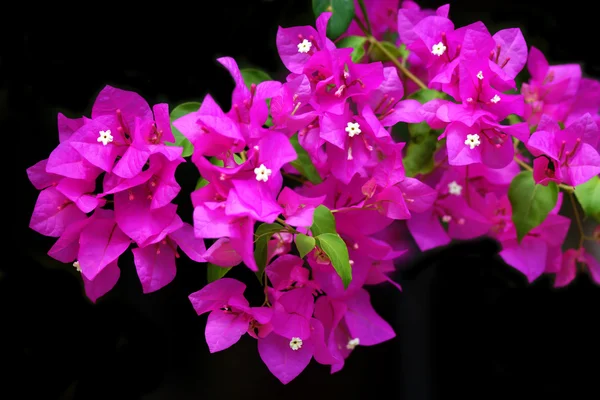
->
[[289, 337, 303, 350]]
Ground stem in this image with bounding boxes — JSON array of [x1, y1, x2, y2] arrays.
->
[[366, 36, 427, 90], [568, 191, 586, 248], [357, 0, 372, 36], [514, 156, 532, 171], [276, 217, 299, 234], [514, 156, 574, 193]]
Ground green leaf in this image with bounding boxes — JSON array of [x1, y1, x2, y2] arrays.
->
[[207, 263, 232, 283], [295, 234, 316, 258], [506, 114, 522, 125], [574, 176, 600, 222], [312, 0, 355, 40], [336, 36, 367, 63], [398, 43, 409, 60], [310, 205, 336, 236], [254, 222, 285, 277], [315, 233, 352, 288], [289, 134, 323, 184], [407, 88, 446, 104], [209, 157, 224, 167], [403, 133, 437, 177], [195, 177, 209, 190], [168, 101, 200, 157], [240, 68, 273, 89], [509, 171, 559, 241]]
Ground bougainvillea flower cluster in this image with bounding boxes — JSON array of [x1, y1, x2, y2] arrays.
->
[[27, 0, 599, 384]]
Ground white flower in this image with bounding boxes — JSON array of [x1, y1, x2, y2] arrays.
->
[[254, 164, 272, 182], [477, 71, 484, 80], [345, 121, 361, 137], [73, 261, 81, 272], [346, 338, 360, 350], [97, 130, 114, 146], [448, 181, 463, 196], [490, 94, 501, 103], [442, 215, 452, 223], [297, 39, 312, 54], [431, 41, 447, 56], [464, 133, 481, 149], [289, 337, 303, 350]]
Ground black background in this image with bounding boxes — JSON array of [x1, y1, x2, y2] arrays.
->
[[4, 1, 600, 399]]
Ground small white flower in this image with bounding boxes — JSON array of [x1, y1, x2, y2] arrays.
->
[[477, 70, 484, 80], [289, 337, 303, 350], [97, 130, 114, 146], [353, 243, 359, 250], [253, 145, 260, 151], [466, 97, 474, 103], [448, 181, 463, 196], [431, 41, 447, 56], [345, 122, 361, 137], [297, 39, 312, 54], [464, 133, 481, 149], [442, 215, 452, 223], [254, 164, 272, 182], [346, 338, 360, 350], [73, 261, 81, 272], [349, 259, 354, 265], [490, 94, 501, 103]]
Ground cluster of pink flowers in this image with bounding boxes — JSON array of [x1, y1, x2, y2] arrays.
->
[[27, 0, 599, 385], [27, 86, 207, 301]]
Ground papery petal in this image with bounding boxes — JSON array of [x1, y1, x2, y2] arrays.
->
[[188, 278, 247, 315], [406, 210, 450, 251], [170, 223, 206, 262], [27, 159, 61, 190], [203, 238, 242, 267], [500, 238, 548, 282], [82, 260, 120, 303], [344, 288, 396, 345], [78, 217, 130, 281], [205, 310, 250, 353], [258, 333, 314, 384], [29, 187, 87, 237]]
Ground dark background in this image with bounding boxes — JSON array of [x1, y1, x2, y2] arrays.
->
[[3, 1, 599, 399]]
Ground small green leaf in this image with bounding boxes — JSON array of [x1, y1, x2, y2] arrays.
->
[[509, 171, 559, 241], [403, 134, 437, 177], [316, 233, 352, 288], [336, 36, 367, 63], [295, 234, 316, 259], [240, 68, 273, 88], [209, 157, 225, 167], [310, 205, 336, 236], [254, 222, 285, 277], [398, 43, 409, 60], [407, 88, 446, 104], [506, 114, 522, 125], [233, 153, 244, 164], [169, 101, 200, 157], [290, 134, 323, 184], [312, 0, 355, 40], [195, 177, 209, 190], [574, 176, 600, 222], [207, 263, 232, 283]]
